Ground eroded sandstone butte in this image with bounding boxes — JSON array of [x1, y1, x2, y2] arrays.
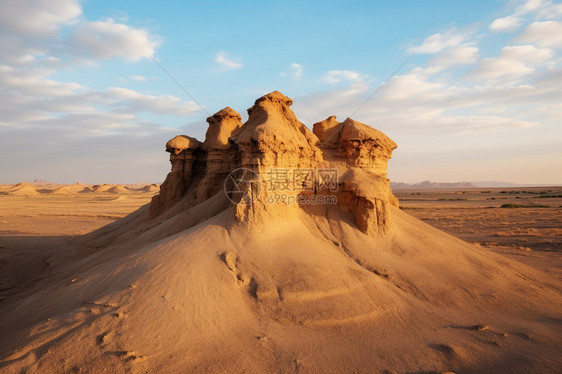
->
[[151, 91, 398, 236]]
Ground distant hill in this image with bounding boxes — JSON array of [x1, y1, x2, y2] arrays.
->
[[391, 180, 475, 189], [469, 181, 562, 188], [28, 179, 55, 187]]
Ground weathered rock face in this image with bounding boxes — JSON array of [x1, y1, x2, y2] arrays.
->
[[150, 136, 202, 216], [203, 107, 242, 150], [234, 91, 322, 171], [150, 91, 398, 236], [312, 115, 340, 146], [166, 135, 201, 155], [313, 117, 397, 177]]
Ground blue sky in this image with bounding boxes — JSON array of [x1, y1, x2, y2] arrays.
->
[[0, 0, 561, 184]]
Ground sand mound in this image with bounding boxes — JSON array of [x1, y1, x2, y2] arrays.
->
[[0, 184, 12, 193], [1, 92, 560, 374], [107, 185, 130, 194], [68, 182, 91, 193], [48, 185, 76, 195], [12, 182, 34, 189], [78, 186, 95, 193], [92, 184, 114, 193], [138, 184, 160, 193], [2, 183, 39, 196]]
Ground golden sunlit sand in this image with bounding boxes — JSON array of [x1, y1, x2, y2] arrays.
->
[[394, 187, 562, 275], [0, 93, 560, 373]]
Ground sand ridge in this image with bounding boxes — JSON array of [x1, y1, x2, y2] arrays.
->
[[0, 182, 161, 197]]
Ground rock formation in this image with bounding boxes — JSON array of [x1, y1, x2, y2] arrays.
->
[[150, 91, 398, 236], [202, 107, 242, 150]]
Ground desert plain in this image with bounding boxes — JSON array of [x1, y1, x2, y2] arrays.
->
[[394, 187, 562, 275], [0, 182, 159, 305]]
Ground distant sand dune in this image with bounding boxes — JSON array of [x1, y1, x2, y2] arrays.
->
[[1, 182, 160, 196], [48, 185, 76, 194], [1, 183, 39, 196], [107, 185, 130, 194], [138, 184, 160, 193]]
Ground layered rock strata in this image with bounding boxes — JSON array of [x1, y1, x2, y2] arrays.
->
[[150, 91, 398, 235]]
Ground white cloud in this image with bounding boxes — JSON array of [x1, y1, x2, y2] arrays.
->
[[67, 18, 161, 61], [377, 73, 444, 102], [130, 75, 147, 82], [490, 16, 522, 32], [538, 3, 562, 19], [469, 45, 553, 81], [517, 21, 562, 48], [407, 29, 471, 54], [324, 70, 361, 83], [0, 1, 162, 66], [0, 0, 81, 36], [0, 65, 83, 97], [103, 87, 200, 116], [430, 46, 479, 68], [489, 0, 562, 34], [215, 51, 243, 70], [515, 0, 550, 15], [294, 42, 560, 141], [290, 62, 303, 80], [0, 64, 200, 125]]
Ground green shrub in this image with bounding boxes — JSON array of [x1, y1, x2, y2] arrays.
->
[[500, 203, 524, 208]]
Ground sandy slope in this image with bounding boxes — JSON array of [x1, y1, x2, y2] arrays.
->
[[0, 190, 560, 373]]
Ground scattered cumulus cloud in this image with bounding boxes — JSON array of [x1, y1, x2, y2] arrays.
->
[[407, 29, 471, 54], [0, 65, 84, 97], [67, 18, 161, 61], [517, 21, 562, 48], [215, 51, 243, 70], [0, 65, 199, 124], [103, 87, 200, 115], [324, 70, 361, 83], [296, 62, 560, 138], [517, 0, 549, 13], [490, 16, 522, 32], [0, 0, 81, 36], [514, 0, 562, 17], [290, 63, 303, 80], [490, 0, 562, 32], [469, 45, 553, 81], [130, 75, 147, 82], [430, 46, 479, 69]]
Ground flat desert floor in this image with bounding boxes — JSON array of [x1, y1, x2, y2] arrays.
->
[[0, 187, 156, 302], [394, 186, 562, 276]]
